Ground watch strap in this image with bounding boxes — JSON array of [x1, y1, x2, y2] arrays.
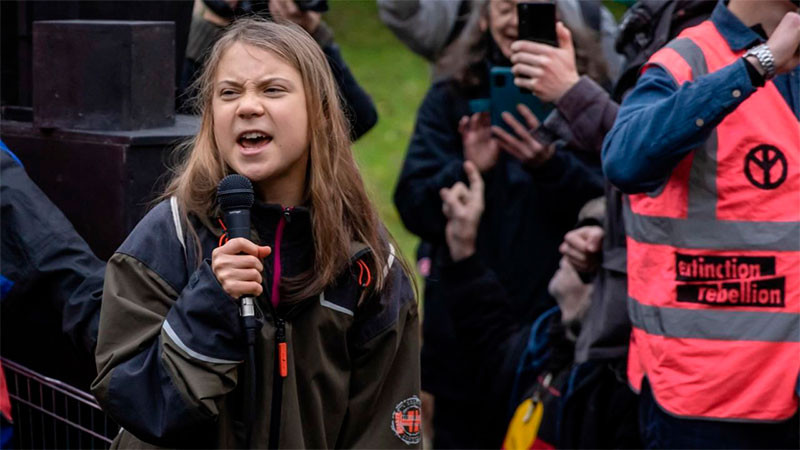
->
[[744, 43, 776, 80]]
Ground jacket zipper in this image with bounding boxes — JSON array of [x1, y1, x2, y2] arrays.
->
[[268, 207, 292, 449], [269, 317, 286, 449]]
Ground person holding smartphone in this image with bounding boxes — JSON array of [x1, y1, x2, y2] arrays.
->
[[394, 0, 607, 447]]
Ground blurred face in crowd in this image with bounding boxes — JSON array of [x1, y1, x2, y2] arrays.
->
[[485, 0, 519, 59], [212, 42, 310, 201]]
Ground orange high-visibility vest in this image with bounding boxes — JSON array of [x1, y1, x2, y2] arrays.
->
[[625, 19, 800, 422]]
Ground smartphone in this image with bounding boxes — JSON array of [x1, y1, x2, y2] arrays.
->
[[294, 0, 329, 12], [517, 1, 557, 47], [490, 66, 553, 135]]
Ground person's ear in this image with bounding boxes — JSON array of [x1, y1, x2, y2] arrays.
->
[[479, 15, 488, 33]]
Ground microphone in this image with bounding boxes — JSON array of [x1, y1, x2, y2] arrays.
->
[[217, 174, 256, 317], [217, 174, 259, 442], [217, 174, 255, 240]]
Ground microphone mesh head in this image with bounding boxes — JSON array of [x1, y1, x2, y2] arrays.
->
[[217, 174, 255, 212]]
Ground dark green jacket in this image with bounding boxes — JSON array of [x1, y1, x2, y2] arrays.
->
[[92, 199, 420, 448]]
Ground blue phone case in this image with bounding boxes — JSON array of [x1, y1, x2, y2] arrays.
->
[[489, 66, 553, 135]]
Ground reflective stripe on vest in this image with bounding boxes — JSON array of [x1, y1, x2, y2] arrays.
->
[[628, 296, 800, 343], [626, 20, 800, 422], [623, 205, 800, 250]]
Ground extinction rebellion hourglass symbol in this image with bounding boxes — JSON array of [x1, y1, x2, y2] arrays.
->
[[744, 144, 788, 190]]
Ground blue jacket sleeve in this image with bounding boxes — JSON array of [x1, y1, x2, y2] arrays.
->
[[602, 59, 755, 193]]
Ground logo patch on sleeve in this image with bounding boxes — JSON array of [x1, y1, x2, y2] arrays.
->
[[391, 396, 422, 445]]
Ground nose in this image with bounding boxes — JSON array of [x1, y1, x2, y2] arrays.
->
[[237, 91, 265, 119]]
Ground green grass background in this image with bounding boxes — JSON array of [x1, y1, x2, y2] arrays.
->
[[327, 1, 431, 277], [326, 1, 628, 288]]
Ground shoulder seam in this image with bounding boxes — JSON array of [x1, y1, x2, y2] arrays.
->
[[170, 196, 186, 253], [114, 252, 181, 298]]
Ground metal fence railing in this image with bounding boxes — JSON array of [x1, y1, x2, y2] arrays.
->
[[1, 357, 119, 449]]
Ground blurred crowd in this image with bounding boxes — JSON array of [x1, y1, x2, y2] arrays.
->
[[386, 0, 799, 448], [1, 0, 799, 448]]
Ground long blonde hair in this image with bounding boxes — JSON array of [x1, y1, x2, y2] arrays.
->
[[163, 18, 399, 302]]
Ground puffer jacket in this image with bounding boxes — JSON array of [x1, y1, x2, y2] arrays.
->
[[92, 199, 420, 448]]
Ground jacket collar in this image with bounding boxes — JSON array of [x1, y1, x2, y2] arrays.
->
[[712, 0, 766, 51], [251, 202, 312, 240], [251, 201, 311, 221]]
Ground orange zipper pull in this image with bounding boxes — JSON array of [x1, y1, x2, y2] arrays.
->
[[277, 319, 288, 378], [278, 343, 288, 378]]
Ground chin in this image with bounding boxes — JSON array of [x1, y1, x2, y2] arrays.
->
[[499, 43, 513, 59], [231, 164, 273, 184]]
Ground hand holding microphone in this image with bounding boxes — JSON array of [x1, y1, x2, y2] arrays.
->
[[213, 175, 271, 303], [212, 239, 270, 299]]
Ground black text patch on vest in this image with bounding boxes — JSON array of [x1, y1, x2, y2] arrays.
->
[[744, 144, 787, 190], [675, 253, 785, 307]]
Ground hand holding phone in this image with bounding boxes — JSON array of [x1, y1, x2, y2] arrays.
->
[[510, 22, 579, 103], [489, 66, 553, 133], [269, 0, 322, 33], [492, 105, 555, 168]]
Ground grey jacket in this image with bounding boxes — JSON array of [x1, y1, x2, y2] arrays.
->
[[377, 0, 466, 62]]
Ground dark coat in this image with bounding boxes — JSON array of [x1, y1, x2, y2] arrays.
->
[[0, 144, 104, 389], [394, 75, 603, 447], [542, 76, 632, 363], [438, 255, 641, 449]]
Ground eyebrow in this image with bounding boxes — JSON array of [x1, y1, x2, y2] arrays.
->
[[217, 77, 294, 87]]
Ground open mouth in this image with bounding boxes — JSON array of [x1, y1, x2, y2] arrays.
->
[[237, 131, 273, 148]]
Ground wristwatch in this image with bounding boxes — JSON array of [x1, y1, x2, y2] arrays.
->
[[744, 43, 776, 80]]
